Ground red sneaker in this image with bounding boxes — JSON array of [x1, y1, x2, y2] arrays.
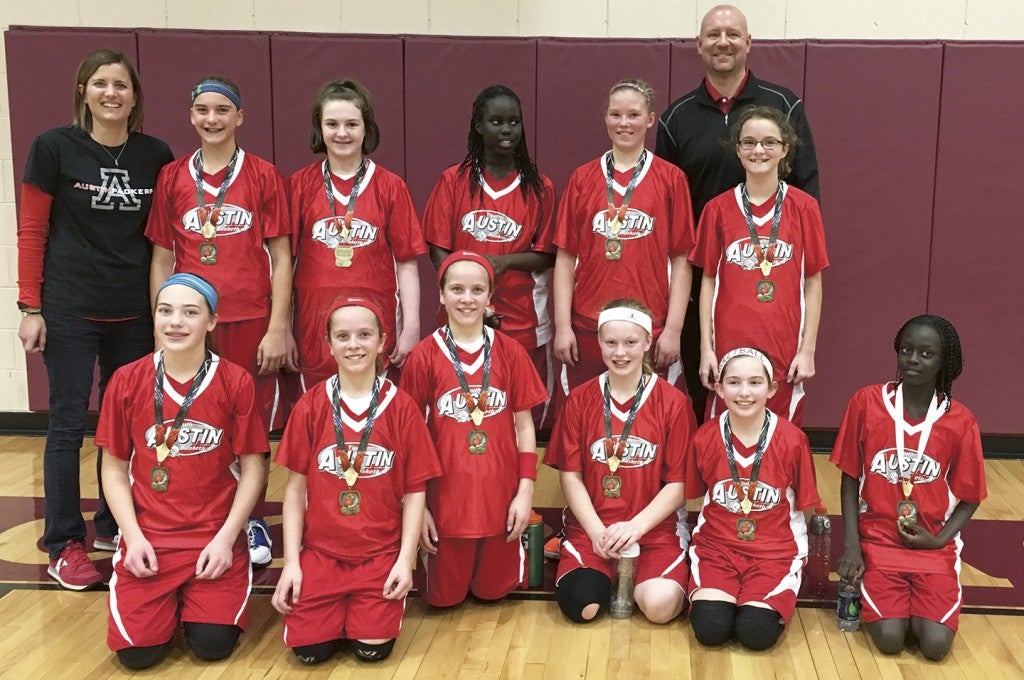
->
[[93, 534, 119, 551], [544, 535, 562, 560], [48, 541, 103, 590]]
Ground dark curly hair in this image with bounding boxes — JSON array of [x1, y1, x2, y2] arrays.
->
[[458, 85, 543, 201], [893, 314, 963, 410]]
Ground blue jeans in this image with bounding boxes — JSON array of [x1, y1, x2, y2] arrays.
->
[[41, 311, 152, 558]]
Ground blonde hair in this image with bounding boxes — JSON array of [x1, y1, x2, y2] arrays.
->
[[607, 78, 655, 113], [600, 298, 654, 375]]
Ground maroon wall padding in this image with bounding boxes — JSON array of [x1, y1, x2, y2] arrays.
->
[[6, 28, 140, 411], [802, 43, 944, 428], [535, 39, 672, 192], [929, 44, 1022, 435], [403, 37, 539, 210], [136, 30, 274, 160], [269, 34, 405, 177]]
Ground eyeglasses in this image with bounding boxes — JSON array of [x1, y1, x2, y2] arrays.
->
[[737, 137, 783, 151]]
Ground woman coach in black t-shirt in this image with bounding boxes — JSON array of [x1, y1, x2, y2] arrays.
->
[[17, 48, 174, 590]]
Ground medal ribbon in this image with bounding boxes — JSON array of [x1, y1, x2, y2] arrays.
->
[[739, 183, 785, 273], [442, 327, 492, 420], [193, 147, 241, 232], [603, 150, 647, 233], [322, 158, 368, 236], [892, 383, 943, 499], [153, 350, 213, 460], [330, 375, 382, 484], [601, 373, 648, 466], [722, 412, 772, 515]]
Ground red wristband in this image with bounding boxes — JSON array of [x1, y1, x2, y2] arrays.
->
[[518, 451, 538, 481]]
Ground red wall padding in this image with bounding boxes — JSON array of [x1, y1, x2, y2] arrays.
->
[[137, 30, 274, 160], [803, 42, 944, 427], [929, 44, 1024, 434], [6, 26, 1022, 434], [270, 34, 406, 177], [535, 38, 671, 192]]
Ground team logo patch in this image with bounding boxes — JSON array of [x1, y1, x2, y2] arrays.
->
[[317, 443, 395, 479], [725, 237, 794, 270], [145, 419, 223, 456], [311, 216, 379, 249], [461, 210, 523, 243], [711, 479, 781, 512], [183, 204, 253, 236], [436, 387, 508, 422], [869, 448, 942, 485], [588, 436, 657, 469], [591, 208, 654, 239]]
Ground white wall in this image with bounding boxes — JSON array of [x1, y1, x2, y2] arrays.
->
[[1, 0, 1022, 411]]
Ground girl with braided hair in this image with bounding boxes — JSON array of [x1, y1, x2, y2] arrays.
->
[[831, 314, 986, 661], [422, 85, 556, 429]]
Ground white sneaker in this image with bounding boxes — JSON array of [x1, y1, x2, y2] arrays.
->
[[247, 519, 272, 567]]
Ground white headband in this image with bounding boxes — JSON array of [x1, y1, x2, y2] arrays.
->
[[718, 347, 773, 378], [597, 307, 653, 334]]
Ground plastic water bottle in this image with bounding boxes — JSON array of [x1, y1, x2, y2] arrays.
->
[[609, 543, 639, 618], [808, 506, 832, 600], [524, 511, 545, 589], [837, 577, 862, 631]]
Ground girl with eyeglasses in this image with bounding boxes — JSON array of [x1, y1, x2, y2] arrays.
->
[[689, 105, 828, 426]]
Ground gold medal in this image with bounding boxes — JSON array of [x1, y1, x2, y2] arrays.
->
[[608, 454, 621, 473], [339, 489, 361, 515], [334, 245, 354, 267], [471, 407, 484, 427], [602, 475, 622, 498], [897, 499, 918, 526], [200, 240, 218, 265], [201, 220, 216, 239], [605, 237, 622, 261], [759, 259, 773, 277], [609, 217, 621, 236], [901, 480, 913, 497], [737, 517, 757, 541], [740, 496, 753, 515], [756, 278, 774, 302], [468, 429, 487, 454], [155, 442, 170, 463], [150, 465, 169, 492], [343, 466, 358, 487]]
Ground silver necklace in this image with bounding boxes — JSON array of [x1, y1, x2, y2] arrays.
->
[[94, 134, 129, 167]]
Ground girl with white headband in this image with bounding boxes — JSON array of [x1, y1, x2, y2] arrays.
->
[[546, 298, 696, 624], [95, 274, 268, 669], [684, 346, 819, 650], [146, 75, 294, 567]]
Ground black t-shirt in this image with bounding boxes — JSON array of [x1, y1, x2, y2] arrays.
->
[[23, 125, 174, 317]]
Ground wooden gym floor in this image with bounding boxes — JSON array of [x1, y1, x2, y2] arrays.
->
[[0, 434, 1021, 679]]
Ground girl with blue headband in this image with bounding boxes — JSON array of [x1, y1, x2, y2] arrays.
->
[[146, 75, 294, 567], [95, 274, 268, 669]]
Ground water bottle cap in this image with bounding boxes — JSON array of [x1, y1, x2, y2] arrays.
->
[[529, 511, 543, 524], [620, 543, 640, 558], [815, 506, 828, 515]]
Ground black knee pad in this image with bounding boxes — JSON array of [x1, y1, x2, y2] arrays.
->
[[734, 605, 784, 651], [116, 641, 172, 670], [183, 622, 241, 661], [293, 639, 341, 665], [352, 639, 396, 663], [556, 568, 612, 624], [690, 600, 737, 646]]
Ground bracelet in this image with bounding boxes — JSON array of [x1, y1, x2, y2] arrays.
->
[[20, 308, 42, 316]]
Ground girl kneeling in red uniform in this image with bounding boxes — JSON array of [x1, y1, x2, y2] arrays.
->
[[273, 296, 441, 664], [831, 315, 985, 661], [547, 299, 696, 624], [97, 274, 268, 669], [685, 347, 819, 650], [403, 251, 547, 607]]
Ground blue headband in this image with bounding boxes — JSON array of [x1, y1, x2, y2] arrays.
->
[[158, 273, 218, 313], [191, 80, 242, 109]]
